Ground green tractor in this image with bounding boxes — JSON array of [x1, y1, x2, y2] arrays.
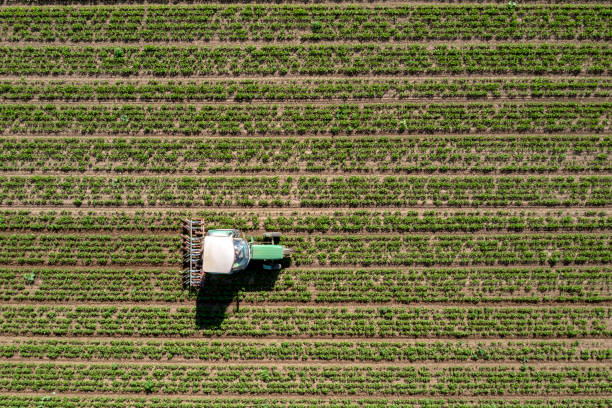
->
[[183, 220, 292, 287]]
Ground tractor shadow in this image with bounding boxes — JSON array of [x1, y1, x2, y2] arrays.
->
[[193, 260, 286, 330]]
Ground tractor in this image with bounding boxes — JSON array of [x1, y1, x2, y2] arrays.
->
[[182, 220, 292, 288]]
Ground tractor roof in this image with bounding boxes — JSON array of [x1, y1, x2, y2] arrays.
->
[[202, 235, 235, 274]]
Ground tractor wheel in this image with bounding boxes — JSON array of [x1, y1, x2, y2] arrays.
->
[[280, 257, 292, 269], [264, 232, 281, 245]]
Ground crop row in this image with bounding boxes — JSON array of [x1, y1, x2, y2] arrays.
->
[[2, 136, 610, 175], [282, 234, 612, 266], [1, 5, 609, 42], [4, 0, 611, 4], [0, 363, 610, 396], [2, 103, 609, 135], [1, 266, 610, 304], [0, 234, 178, 266], [2, 209, 609, 233], [0, 233, 609, 267], [1, 79, 611, 102], [0, 44, 609, 76], [0, 175, 609, 208], [0, 339, 609, 362], [261, 211, 612, 233], [0, 396, 609, 408], [0, 305, 610, 338]]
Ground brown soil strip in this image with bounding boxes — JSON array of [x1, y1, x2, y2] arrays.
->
[[3, 261, 608, 274], [5, 205, 611, 213], [1, 358, 610, 368], [0, 263, 181, 271], [0, 335, 609, 345], [0, 229, 609, 238], [6, 170, 610, 177], [0, 391, 608, 400], [1, 172, 609, 179], [0, 73, 608, 81], [9, 206, 609, 215], [2, 132, 606, 139], [1, 392, 611, 402], [1, 1, 609, 6], [3, 264, 609, 272], [1, 96, 609, 106], [1, 75, 609, 82], [2, 356, 609, 365], [6, 97, 612, 107], [0, 39, 606, 47], [2, 167, 610, 176], [3, 205, 611, 211], [1, 171, 610, 179], [4, 335, 607, 341], [2, 130, 606, 139], [3, 302, 610, 311], [0, 299, 609, 307]]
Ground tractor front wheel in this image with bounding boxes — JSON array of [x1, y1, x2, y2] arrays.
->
[[264, 232, 281, 245]]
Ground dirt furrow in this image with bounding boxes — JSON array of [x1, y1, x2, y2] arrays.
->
[[5, 205, 611, 213], [3, 205, 611, 211], [2, 169, 610, 177], [1, 392, 611, 402], [1, 358, 610, 368], [0, 1, 609, 6], [3, 99, 609, 107], [1, 171, 611, 179], [0, 39, 607, 48], [4, 334, 608, 341], [2, 130, 607, 139], [0, 299, 609, 307], [8, 206, 609, 214], [3, 263, 610, 272], [0, 73, 608, 81], [0, 336, 609, 345], [1, 96, 610, 105], [2, 302, 610, 311], [0, 75, 609, 82], [0, 229, 609, 237], [1, 172, 610, 179]]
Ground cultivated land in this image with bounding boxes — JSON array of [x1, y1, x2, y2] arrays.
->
[[0, 1, 610, 407]]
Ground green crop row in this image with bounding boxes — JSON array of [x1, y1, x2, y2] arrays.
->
[[2, 136, 610, 175], [1, 78, 610, 102], [0, 396, 609, 408], [0, 338, 609, 362], [1, 103, 609, 135], [0, 233, 608, 267], [283, 233, 612, 266], [0, 175, 609, 208], [0, 363, 610, 396], [298, 267, 612, 304], [3, 0, 610, 4], [260, 211, 612, 233], [0, 44, 609, 76], [0, 305, 608, 338], [1, 209, 610, 233], [0, 234, 178, 266], [1, 266, 610, 304], [1, 5, 609, 42]]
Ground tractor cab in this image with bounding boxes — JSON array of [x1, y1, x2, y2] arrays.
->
[[202, 229, 250, 274]]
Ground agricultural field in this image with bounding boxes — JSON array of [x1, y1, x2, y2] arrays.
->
[[0, 0, 609, 407]]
